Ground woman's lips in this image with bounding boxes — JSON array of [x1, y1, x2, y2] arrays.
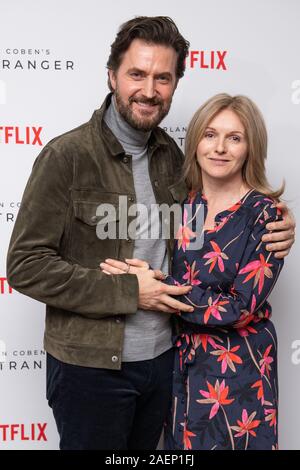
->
[[208, 158, 230, 165]]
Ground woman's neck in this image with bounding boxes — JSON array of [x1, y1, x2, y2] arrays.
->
[[202, 173, 250, 208]]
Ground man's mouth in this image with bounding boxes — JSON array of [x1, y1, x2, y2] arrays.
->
[[134, 101, 158, 109], [131, 101, 160, 115], [130, 96, 162, 110]]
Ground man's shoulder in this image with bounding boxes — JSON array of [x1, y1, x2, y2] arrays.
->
[[153, 126, 184, 159], [46, 96, 109, 154], [46, 119, 93, 154], [154, 126, 180, 146]]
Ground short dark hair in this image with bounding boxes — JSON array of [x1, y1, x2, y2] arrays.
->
[[107, 16, 190, 90]]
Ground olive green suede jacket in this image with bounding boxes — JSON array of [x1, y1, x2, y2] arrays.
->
[[6, 93, 187, 369]]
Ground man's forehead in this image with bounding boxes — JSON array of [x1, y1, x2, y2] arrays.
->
[[121, 39, 177, 70]]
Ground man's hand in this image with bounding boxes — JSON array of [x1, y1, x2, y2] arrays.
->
[[100, 258, 194, 314], [262, 201, 296, 259], [135, 270, 194, 314], [100, 258, 150, 275]]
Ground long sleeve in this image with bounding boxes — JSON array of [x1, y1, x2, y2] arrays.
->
[[164, 203, 283, 326], [6, 145, 139, 319]]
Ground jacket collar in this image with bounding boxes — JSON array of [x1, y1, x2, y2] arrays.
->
[[91, 93, 169, 158]]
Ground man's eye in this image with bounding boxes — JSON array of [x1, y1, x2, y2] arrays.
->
[[158, 76, 169, 82], [130, 72, 141, 78]]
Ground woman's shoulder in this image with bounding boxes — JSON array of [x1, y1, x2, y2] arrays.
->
[[242, 189, 281, 224], [184, 189, 202, 205]]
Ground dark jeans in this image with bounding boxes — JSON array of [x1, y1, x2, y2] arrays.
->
[[46, 348, 174, 450]]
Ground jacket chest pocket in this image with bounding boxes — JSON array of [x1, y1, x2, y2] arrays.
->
[[70, 191, 120, 268]]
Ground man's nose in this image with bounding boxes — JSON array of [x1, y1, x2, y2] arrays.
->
[[142, 77, 156, 98]]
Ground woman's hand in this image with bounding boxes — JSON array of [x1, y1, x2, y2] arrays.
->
[[100, 258, 193, 314]]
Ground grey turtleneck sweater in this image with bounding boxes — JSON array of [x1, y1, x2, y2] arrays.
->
[[104, 96, 172, 362]]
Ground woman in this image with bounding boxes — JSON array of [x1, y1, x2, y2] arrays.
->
[[101, 94, 284, 450]]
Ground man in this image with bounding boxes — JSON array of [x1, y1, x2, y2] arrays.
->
[[6, 16, 295, 450]]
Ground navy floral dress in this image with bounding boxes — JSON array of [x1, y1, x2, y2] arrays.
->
[[164, 189, 283, 450]]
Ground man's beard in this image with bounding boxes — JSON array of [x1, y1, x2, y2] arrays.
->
[[114, 89, 172, 132]]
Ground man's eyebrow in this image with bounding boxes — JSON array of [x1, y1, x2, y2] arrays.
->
[[154, 71, 173, 78], [127, 68, 173, 79], [127, 67, 146, 75]]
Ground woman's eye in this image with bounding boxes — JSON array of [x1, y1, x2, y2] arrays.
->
[[205, 133, 215, 139], [230, 135, 241, 142]]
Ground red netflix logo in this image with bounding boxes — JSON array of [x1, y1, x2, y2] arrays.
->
[[0, 126, 43, 145], [186, 50, 228, 70], [0, 423, 47, 442], [0, 278, 13, 294]]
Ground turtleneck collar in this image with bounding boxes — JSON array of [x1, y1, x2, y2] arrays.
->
[[104, 94, 151, 151]]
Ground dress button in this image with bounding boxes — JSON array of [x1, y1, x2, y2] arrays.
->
[[112, 355, 118, 363], [123, 156, 129, 163]]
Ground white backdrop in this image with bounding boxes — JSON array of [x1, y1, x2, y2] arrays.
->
[[0, 0, 299, 450]]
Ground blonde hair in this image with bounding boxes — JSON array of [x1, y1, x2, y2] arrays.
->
[[183, 93, 284, 199]]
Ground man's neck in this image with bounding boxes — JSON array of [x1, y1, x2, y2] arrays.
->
[[104, 95, 151, 150]]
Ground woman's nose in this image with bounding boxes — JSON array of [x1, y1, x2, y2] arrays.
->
[[215, 137, 226, 154]]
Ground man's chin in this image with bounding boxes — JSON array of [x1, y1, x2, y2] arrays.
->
[[118, 102, 166, 131], [132, 120, 157, 132], [130, 113, 160, 132]]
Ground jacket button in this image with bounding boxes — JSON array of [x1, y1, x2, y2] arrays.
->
[[112, 355, 119, 363], [115, 317, 121, 323], [123, 156, 129, 163], [128, 196, 135, 202], [91, 215, 98, 223], [154, 180, 159, 187]]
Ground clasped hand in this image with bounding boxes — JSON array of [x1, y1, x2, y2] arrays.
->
[[100, 258, 194, 314]]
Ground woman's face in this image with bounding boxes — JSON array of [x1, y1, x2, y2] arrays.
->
[[196, 108, 248, 183]]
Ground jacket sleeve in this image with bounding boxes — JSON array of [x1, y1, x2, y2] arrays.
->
[[164, 204, 283, 326], [6, 145, 139, 319]]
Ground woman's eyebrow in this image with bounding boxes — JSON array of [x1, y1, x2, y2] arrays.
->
[[205, 126, 244, 135]]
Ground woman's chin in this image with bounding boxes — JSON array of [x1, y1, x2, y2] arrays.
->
[[203, 170, 235, 182]]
